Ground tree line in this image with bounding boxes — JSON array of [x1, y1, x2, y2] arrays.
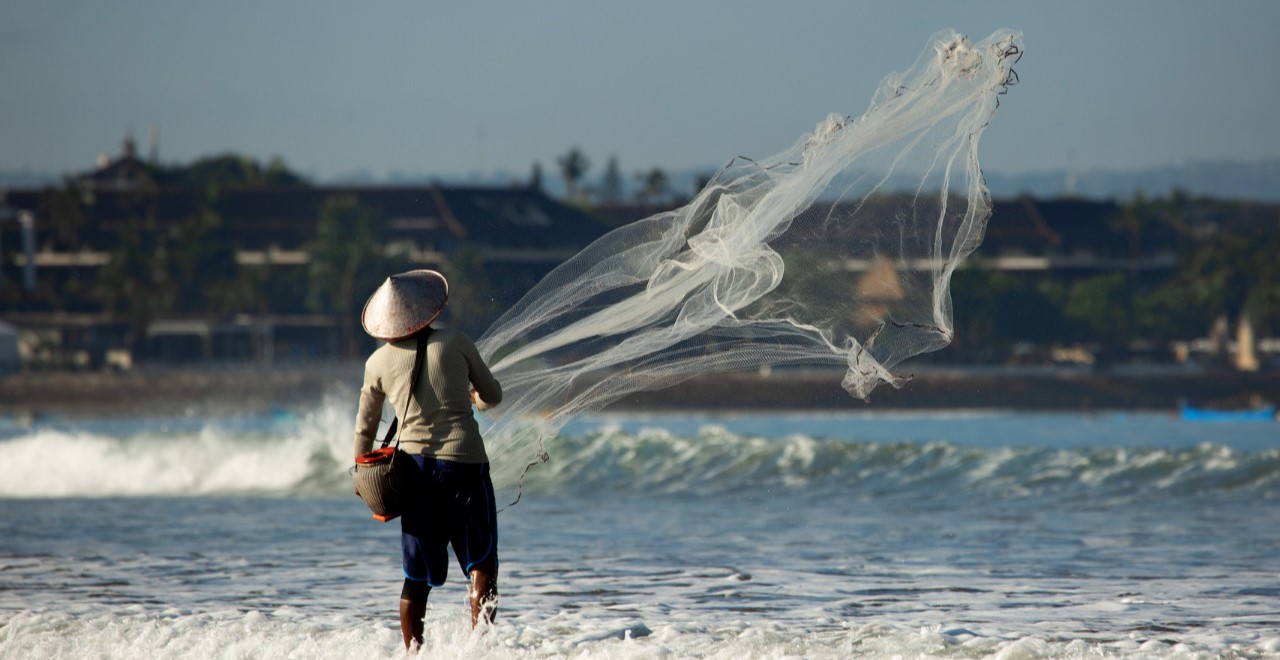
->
[[4, 151, 1276, 368], [947, 192, 1280, 367], [537, 147, 710, 207]]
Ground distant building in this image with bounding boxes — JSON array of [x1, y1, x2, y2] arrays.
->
[[4, 144, 1278, 370], [0, 321, 18, 374], [977, 197, 1178, 278], [0, 145, 613, 367], [597, 195, 1188, 282]]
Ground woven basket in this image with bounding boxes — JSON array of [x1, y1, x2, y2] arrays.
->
[[354, 446, 412, 522]]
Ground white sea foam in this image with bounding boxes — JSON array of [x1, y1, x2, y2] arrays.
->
[[3, 609, 1277, 659], [2, 408, 1277, 501], [0, 393, 355, 498], [0, 428, 314, 497]]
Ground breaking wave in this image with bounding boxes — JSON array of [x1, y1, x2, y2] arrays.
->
[[1, 410, 1275, 502], [519, 424, 1280, 501]]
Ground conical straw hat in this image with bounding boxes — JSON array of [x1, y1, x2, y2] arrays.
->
[[361, 270, 449, 341]]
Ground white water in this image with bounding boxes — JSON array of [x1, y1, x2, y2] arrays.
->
[[2, 408, 1277, 500], [2, 406, 1279, 658]]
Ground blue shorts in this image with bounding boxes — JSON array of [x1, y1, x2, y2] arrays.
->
[[400, 457, 498, 588]]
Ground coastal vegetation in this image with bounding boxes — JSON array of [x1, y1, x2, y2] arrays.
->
[[949, 192, 1280, 367], [2, 150, 1277, 370]]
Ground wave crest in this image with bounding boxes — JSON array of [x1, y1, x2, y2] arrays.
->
[[522, 426, 1280, 501], [3, 413, 1275, 502]]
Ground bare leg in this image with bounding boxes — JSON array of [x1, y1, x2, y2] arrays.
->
[[400, 598, 426, 651], [469, 558, 498, 627]]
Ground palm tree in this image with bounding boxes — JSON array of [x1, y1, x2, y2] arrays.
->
[[556, 148, 591, 202], [305, 195, 404, 356], [599, 155, 624, 205], [635, 167, 669, 204], [528, 161, 544, 192]]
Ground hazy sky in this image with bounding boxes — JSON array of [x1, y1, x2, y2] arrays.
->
[[3, 1, 1279, 182]]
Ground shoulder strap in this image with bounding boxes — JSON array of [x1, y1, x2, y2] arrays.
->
[[378, 329, 431, 449]]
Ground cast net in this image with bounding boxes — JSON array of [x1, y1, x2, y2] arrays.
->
[[475, 28, 1023, 507]]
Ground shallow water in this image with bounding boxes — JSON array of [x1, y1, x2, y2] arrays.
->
[[2, 407, 1278, 658]]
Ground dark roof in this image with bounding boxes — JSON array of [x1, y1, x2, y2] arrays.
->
[[5, 181, 1275, 263], [589, 196, 1176, 260], [983, 197, 1116, 255], [438, 186, 610, 248], [3, 184, 610, 253]]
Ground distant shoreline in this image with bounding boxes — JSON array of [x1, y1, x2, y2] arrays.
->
[[3, 364, 1277, 420], [621, 367, 1280, 414]]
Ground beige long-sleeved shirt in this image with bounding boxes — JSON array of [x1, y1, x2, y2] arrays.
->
[[354, 328, 502, 463]]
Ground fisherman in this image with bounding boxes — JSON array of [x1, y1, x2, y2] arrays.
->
[[353, 270, 503, 651]]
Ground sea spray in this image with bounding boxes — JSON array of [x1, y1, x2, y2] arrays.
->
[[3, 411, 1276, 502]]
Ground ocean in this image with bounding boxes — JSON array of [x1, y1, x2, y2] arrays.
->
[[2, 396, 1278, 658]]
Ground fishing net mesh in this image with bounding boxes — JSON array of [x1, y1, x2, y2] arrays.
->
[[475, 28, 1023, 507]]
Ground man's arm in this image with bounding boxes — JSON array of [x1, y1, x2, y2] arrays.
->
[[463, 335, 502, 410], [354, 361, 387, 457]]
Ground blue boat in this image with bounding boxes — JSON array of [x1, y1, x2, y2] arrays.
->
[[1179, 404, 1276, 422]]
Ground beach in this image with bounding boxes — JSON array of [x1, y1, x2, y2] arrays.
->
[[3, 364, 1277, 419]]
